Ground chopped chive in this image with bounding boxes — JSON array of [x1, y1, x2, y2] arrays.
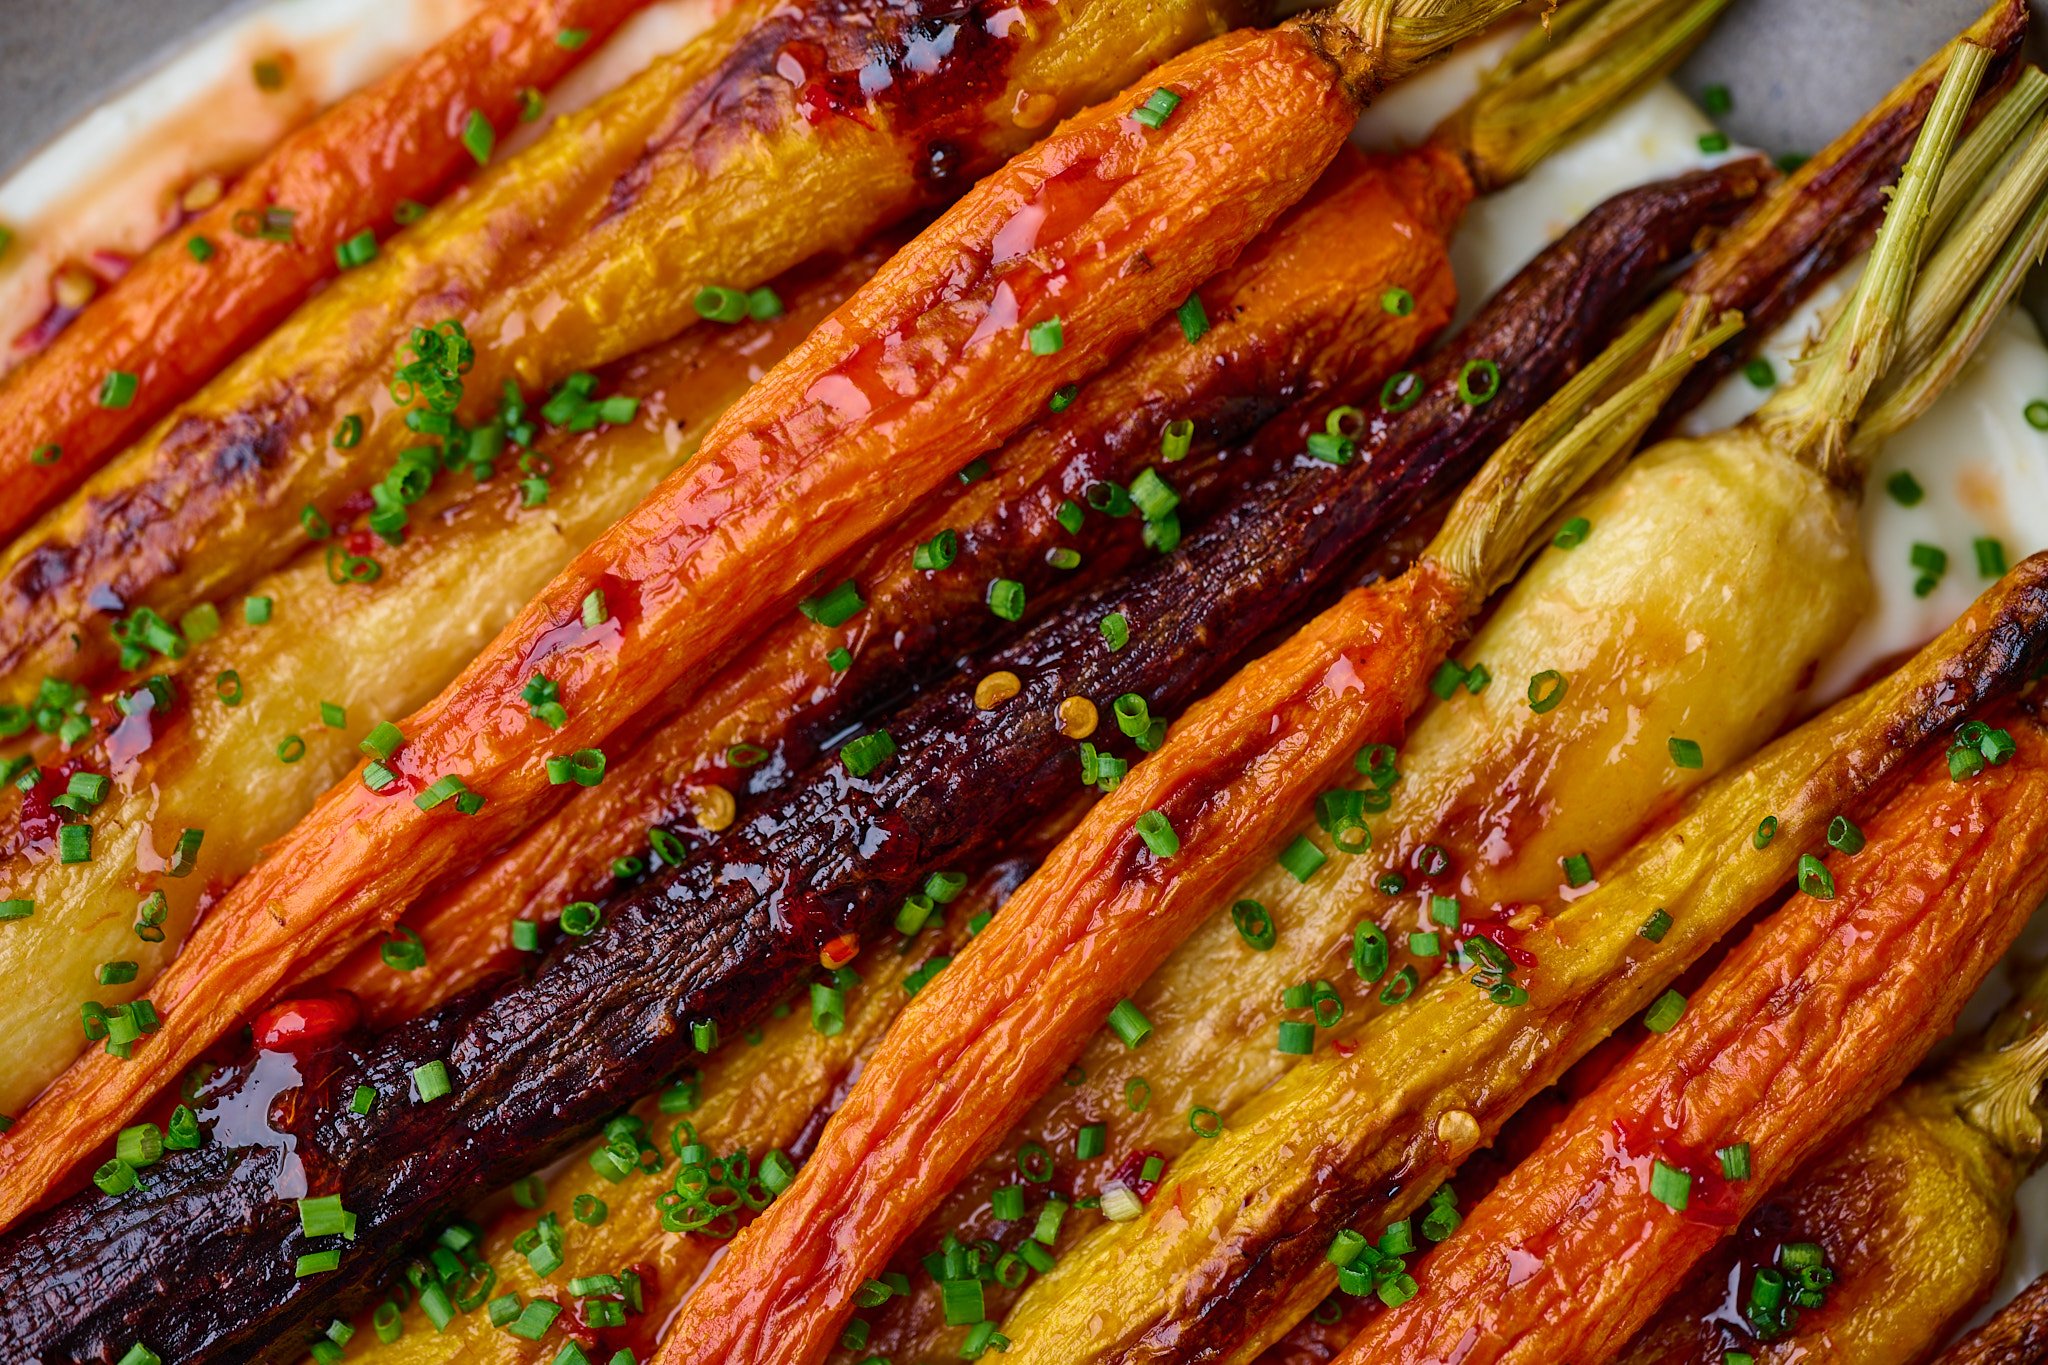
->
[[1561, 852, 1594, 888], [1380, 286, 1414, 316], [988, 578, 1026, 621], [1754, 815, 1779, 849], [1976, 537, 2009, 578], [1797, 853, 1835, 900], [799, 579, 865, 626], [2027, 399, 2048, 430], [412, 1060, 452, 1102], [544, 748, 607, 787], [840, 730, 896, 778], [1718, 1142, 1751, 1180], [187, 235, 215, 262], [1668, 737, 1704, 769], [351, 1085, 375, 1116], [1049, 383, 1079, 412], [1277, 1019, 1316, 1054], [334, 229, 377, 270], [1649, 1160, 1691, 1210], [913, 530, 958, 571], [1099, 612, 1129, 651], [1639, 909, 1672, 943], [1176, 293, 1208, 343], [98, 370, 139, 409], [1075, 1122, 1106, 1160], [1456, 358, 1500, 406], [1698, 131, 1731, 153], [1826, 815, 1865, 855], [1131, 86, 1182, 129], [582, 588, 609, 626], [1644, 990, 1687, 1033], [1160, 418, 1194, 461], [1552, 516, 1591, 550], [1028, 317, 1064, 356], [1743, 357, 1776, 388], [59, 823, 93, 864], [1232, 899, 1276, 951], [297, 1250, 343, 1277], [556, 27, 589, 48], [359, 721, 403, 760], [0, 899, 30, 921], [1527, 669, 1568, 714], [1135, 810, 1179, 858], [1379, 370, 1422, 413], [1108, 998, 1152, 1048], [1277, 835, 1325, 884], [826, 647, 852, 672], [1885, 470, 1925, 506], [1188, 1106, 1223, 1138], [694, 285, 747, 322], [461, 110, 495, 165], [1702, 83, 1733, 115]]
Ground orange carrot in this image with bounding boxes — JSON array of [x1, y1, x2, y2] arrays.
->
[[0, 0, 646, 541], [0, 17, 1376, 1232], [1335, 711, 2048, 1365], [653, 279, 1740, 1365]]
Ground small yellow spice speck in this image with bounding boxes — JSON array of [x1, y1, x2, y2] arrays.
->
[[180, 174, 225, 213], [691, 784, 736, 833], [975, 671, 1023, 710], [1057, 696, 1098, 739], [1436, 1108, 1481, 1157], [52, 266, 98, 310]]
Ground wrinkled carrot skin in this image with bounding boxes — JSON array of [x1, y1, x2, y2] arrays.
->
[[0, 246, 876, 1121], [328, 145, 1468, 1024], [658, 565, 1464, 1365], [1611, 1085, 2015, 1365], [1338, 711, 2048, 1365], [0, 0, 647, 543], [1939, 1269, 2048, 1364], [347, 818, 1076, 1365], [0, 0, 1256, 701], [0, 21, 1358, 1234], [1004, 560, 2048, 1365]]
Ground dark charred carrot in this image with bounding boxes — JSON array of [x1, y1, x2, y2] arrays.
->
[[326, 144, 1470, 1024], [0, 0, 648, 543], [1334, 710, 2048, 1365], [0, 22, 1370, 1240]]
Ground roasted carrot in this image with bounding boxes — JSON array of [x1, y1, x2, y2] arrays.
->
[[968, 27, 2042, 1363], [323, 144, 1464, 1023], [0, 243, 884, 1120], [0, 17, 1380, 1242], [0, 0, 649, 543], [339, 0, 1729, 1020], [1333, 709, 2048, 1365], [348, 806, 1083, 1364], [1938, 1270, 2048, 1364], [0, 165, 1754, 1364], [0, 0, 1265, 700], [654, 219, 1750, 1359], [876, 36, 2025, 1353], [1613, 952, 2048, 1365]]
